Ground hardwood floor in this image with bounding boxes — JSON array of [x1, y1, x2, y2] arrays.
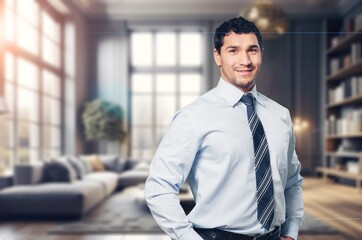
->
[[0, 177, 361, 240]]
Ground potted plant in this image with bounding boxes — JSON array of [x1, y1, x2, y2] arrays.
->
[[82, 99, 126, 153]]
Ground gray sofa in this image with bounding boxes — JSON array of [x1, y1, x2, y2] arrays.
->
[[0, 158, 149, 219]]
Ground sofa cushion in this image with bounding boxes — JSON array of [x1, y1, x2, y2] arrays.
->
[[118, 169, 149, 189], [80, 155, 105, 171], [0, 181, 105, 218], [42, 159, 77, 183], [83, 172, 118, 196], [14, 162, 44, 185]]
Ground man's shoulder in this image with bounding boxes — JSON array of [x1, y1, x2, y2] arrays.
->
[[258, 92, 289, 114]]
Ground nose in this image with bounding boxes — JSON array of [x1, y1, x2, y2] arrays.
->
[[238, 51, 251, 66]]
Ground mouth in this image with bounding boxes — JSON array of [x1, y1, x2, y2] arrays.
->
[[235, 69, 253, 76]]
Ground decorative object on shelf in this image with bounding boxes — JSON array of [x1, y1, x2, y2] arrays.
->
[[240, 0, 288, 39], [82, 99, 127, 153]]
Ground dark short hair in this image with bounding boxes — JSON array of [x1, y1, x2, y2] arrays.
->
[[214, 17, 263, 53]]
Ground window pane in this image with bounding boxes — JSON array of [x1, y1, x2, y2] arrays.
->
[[4, 52, 14, 82], [5, 83, 14, 114], [17, 58, 39, 90], [43, 96, 60, 125], [132, 128, 153, 159], [0, 117, 14, 147], [43, 70, 60, 97], [5, 0, 14, 7], [156, 33, 176, 66], [43, 149, 60, 159], [180, 95, 199, 108], [5, 8, 14, 42], [180, 33, 201, 66], [180, 73, 201, 94], [17, 148, 38, 164], [42, 12, 60, 42], [0, 147, 13, 171], [43, 126, 60, 148], [156, 73, 176, 93], [17, 148, 28, 164], [132, 148, 153, 160], [17, 88, 39, 122], [156, 96, 175, 125], [131, 33, 152, 67], [132, 95, 152, 125], [132, 73, 152, 93], [18, 122, 39, 148], [17, 19, 39, 55], [156, 127, 167, 145], [17, 0, 39, 26], [42, 37, 60, 67]]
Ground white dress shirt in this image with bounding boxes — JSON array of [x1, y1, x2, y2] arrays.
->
[[145, 78, 304, 240]]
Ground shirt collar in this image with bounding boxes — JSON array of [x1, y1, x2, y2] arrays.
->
[[216, 77, 265, 107]]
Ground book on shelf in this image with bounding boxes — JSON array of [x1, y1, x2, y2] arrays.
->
[[326, 108, 362, 135], [351, 41, 362, 64], [328, 75, 362, 104], [354, 13, 362, 31]]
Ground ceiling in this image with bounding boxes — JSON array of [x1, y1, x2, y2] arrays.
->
[[61, 0, 359, 20]]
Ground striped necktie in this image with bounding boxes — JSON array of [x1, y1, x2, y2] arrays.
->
[[241, 93, 275, 230]]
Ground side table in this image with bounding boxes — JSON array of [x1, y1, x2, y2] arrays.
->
[[0, 174, 13, 190]]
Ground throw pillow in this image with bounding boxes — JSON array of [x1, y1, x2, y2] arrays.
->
[[67, 156, 86, 179], [98, 155, 119, 172], [78, 157, 93, 173], [81, 154, 105, 171], [42, 158, 77, 183], [117, 157, 128, 172]]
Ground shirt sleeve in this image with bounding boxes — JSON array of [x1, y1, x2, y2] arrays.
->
[[144, 109, 203, 240], [281, 109, 304, 240]]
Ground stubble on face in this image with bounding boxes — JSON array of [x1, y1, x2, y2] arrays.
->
[[214, 32, 262, 93]]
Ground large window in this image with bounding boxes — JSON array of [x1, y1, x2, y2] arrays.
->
[[1, 0, 62, 170], [130, 29, 204, 160]]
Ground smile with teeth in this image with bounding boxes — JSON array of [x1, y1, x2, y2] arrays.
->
[[235, 69, 253, 75]]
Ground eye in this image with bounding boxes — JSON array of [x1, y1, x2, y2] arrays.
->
[[249, 48, 258, 54], [228, 49, 237, 53]]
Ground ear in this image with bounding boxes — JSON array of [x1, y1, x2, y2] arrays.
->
[[213, 48, 221, 67]]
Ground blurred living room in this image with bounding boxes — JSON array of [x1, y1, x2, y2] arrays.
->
[[0, 0, 362, 239]]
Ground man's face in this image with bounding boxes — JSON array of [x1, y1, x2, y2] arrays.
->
[[214, 32, 262, 93]]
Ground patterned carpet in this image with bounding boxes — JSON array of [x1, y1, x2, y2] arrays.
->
[[49, 190, 339, 236]]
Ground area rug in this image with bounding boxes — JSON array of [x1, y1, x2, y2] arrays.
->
[[48, 192, 339, 235]]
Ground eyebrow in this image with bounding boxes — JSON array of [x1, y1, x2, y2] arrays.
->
[[225, 45, 260, 50]]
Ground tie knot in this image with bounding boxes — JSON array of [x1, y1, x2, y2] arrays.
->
[[241, 93, 254, 106]]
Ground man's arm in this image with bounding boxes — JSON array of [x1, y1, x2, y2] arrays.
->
[[144, 110, 203, 240], [281, 110, 304, 240]]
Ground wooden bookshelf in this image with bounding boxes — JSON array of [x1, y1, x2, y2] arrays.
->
[[326, 151, 361, 158], [326, 59, 362, 82], [327, 94, 362, 108], [327, 28, 362, 55], [326, 133, 362, 139], [316, 167, 362, 192], [323, 19, 362, 192]]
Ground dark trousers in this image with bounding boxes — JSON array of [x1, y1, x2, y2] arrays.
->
[[193, 227, 281, 240]]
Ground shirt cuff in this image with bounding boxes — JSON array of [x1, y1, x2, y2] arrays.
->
[[281, 220, 300, 240], [180, 228, 204, 240]]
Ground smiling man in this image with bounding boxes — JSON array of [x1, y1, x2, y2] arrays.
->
[[145, 17, 304, 240]]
